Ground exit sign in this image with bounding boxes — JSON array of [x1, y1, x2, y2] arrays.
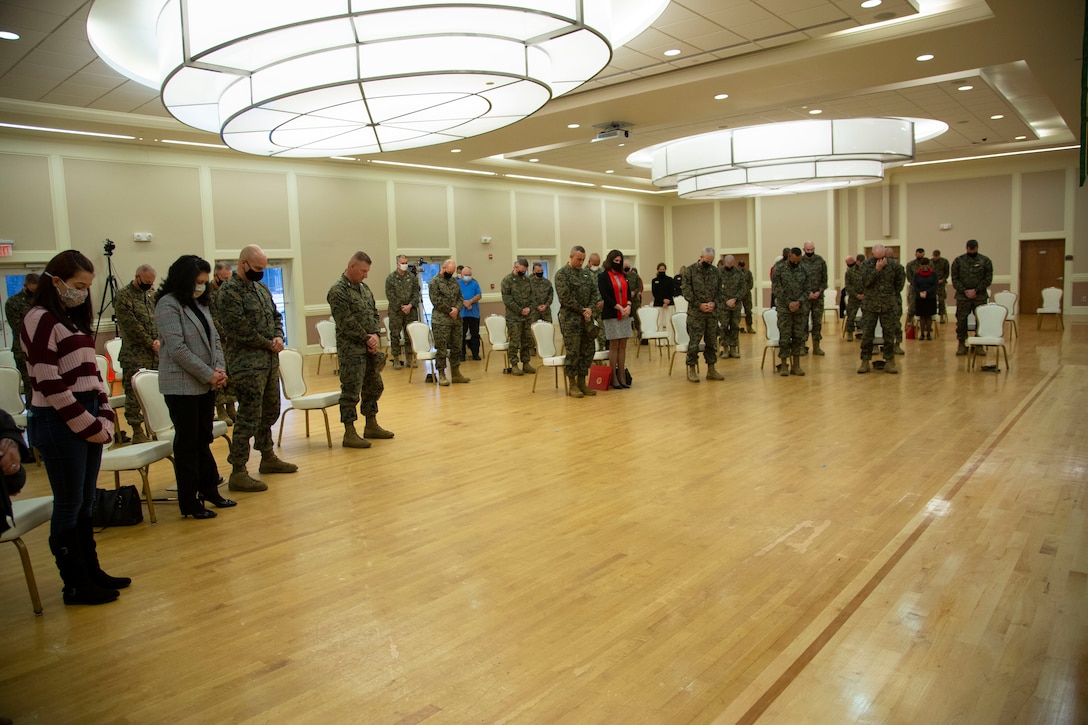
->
[[0, 240, 13, 257]]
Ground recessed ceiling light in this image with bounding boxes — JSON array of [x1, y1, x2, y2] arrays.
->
[[663, 49, 681, 57], [0, 122, 135, 140], [860, 0, 881, 7], [505, 174, 595, 188], [1015, 135, 1027, 140], [808, 109, 823, 115], [605, 169, 614, 174], [450, 148, 461, 153], [916, 53, 934, 61], [957, 85, 973, 91], [160, 138, 228, 149], [714, 93, 729, 100], [990, 114, 1004, 120], [330, 156, 357, 161], [369, 160, 496, 176], [0, 30, 20, 41], [567, 123, 580, 129], [529, 158, 539, 162]]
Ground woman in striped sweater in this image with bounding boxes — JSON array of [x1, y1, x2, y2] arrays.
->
[[22, 250, 128, 606]]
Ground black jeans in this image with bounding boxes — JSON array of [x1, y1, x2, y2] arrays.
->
[[461, 316, 481, 359], [28, 392, 103, 536], [164, 391, 219, 509]]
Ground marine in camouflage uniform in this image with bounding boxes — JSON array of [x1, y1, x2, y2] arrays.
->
[[114, 268, 159, 440], [800, 242, 828, 355], [208, 262, 236, 423], [587, 253, 607, 351], [385, 257, 421, 368], [682, 249, 723, 382], [904, 249, 925, 321], [857, 244, 905, 374], [717, 257, 746, 358], [529, 265, 554, 323], [843, 257, 864, 336], [739, 262, 755, 333], [328, 253, 392, 449], [951, 240, 993, 354], [773, 250, 811, 376], [217, 245, 297, 491], [429, 259, 470, 386], [4, 274, 37, 398], [625, 264, 643, 339], [931, 250, 951, 321], [501, 259, 535, 374], [554, 246, 601, 398]]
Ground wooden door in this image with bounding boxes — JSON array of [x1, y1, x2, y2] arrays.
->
[[1019, 239, 1064, 314]]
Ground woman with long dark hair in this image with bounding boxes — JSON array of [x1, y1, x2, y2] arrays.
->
[[23, 249, 126, 606], [155, 255, 233, 519], [598, 249, 633, 389]]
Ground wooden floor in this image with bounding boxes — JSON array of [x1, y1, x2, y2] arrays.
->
[[1, 315, 1085, 724]]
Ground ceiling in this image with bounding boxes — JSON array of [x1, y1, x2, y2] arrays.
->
[[0, 0, 1081, 191]]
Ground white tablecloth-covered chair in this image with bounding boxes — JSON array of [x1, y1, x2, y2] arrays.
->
[[1036, 287, 1063, 330], [635, 306, 671, 358], [761, 309, 780, 371], [966, 303, 1010, 372], [406, 321, 439, 383], [992, 290, 1018, 339], [530, 321, 567, 394], [483, 315, 509, 372], [277, 348, 339, 448], [315, 319, 338, 374], [823, 288, 839, 320], [2, 495, 53, 615]]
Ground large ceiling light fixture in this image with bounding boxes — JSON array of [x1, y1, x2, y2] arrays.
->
[[87, 0, 668, 158], [627, 118, 948, 198]]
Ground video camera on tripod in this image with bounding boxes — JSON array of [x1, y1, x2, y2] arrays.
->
[[94, 238, 121, 336]]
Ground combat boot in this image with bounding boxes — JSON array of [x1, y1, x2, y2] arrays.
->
[[577, 375, 596, 396], [706, 364, 724, 381], [779, 360, 790, 377], [363, 415, 394, 439], [451, 366, 470, 383], [521, 361, 536, 374], [801, 346, 809, 356], [790, 355, 805, 376], [567, 377, 583, 398], [731, 346, 741, 359], [129, 428, 151, 445], [687, 365, 700, 383], [392, 358, 404, 370], [956, 342, 968, 356], [216, 403, 232, 425], [438, 371, 450, 386], [259, 450, 298, 474], [342, 422, 371, 449], [224, 401, 237, 423], [884, 358, 898, 374], [893, 344, 905, 355], [857, 359, 871, 374], [812, 342, 825, 356], [510, 363, 523, 376], [228, 466, 267, 492]]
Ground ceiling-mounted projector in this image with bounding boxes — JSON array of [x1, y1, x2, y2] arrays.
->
[[591, 122, 633, 143]]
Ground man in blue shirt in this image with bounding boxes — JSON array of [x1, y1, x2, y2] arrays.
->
[[459, 265, 483, 360]]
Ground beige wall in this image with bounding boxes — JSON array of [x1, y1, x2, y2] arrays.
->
[[0, 153, 54, 250], [906, 175, 1014, 271]]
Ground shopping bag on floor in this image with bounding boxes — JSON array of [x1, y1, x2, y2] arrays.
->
[[587, 364, 611, 391]]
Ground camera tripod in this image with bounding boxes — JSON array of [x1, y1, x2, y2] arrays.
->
[[94, 239, 121, 338]]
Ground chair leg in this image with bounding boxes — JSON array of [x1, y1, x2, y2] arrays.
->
[[10, 537, 43, 615], [277, 410, 288, 446], [761, 347, 768, 370], [669, 353, 676, 376], [305, 410, 311, 438], [317, 355, 322, 375], [408, 363, 414, 383], [1003, 345, 1010, 371], [139, 466, 157, 524], [484, 350, 491, 372], [320, 409, 332, 448], [532, 368, 540, 393], [636, 338, 642, 358], [553, 366, 559, 389]]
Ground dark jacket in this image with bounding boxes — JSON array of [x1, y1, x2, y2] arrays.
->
[[598, 269, 632, 320], [651, 273, 674, 307], [0, 408, 28, 535]]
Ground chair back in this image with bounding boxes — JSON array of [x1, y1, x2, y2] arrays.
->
[[104, 337, 123, 374], [671, 312, 689, 347], [637, 305, 662, 332], [406, 321, 434, 354], [762, 309, 779, 343], [531, 321, 557, 358], [484, 315, 508, 346], [0, 366, 24, 414], [993, 290, 1017, 318], [316, 319, 336, 350], [0, 349, 15, 369], [1040, 286, 1062, 311], [131, 369, 174, 439], [277, 348, 308, 399], [95, 355, 110, 385], [823, 288, 838, 310], [672, 295, 688, 314], [975, 303, 1007, 338]]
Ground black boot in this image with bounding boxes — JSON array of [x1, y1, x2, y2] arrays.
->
[[50, 530, 119, 605], [78, 518, 131, 589]]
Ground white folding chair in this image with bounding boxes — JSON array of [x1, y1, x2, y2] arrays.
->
[[636, 306, 671, 358], [95, 355, 127, 414], [315, 319, 338, 374], [0, 349, 15, 369], [2, 496, 53, 615], [760, 309, 780, 371], [992, 290, 1018, 339], [966, 303, 1009, 371], [131, 369, 231, 450], [668, 311, 697, 376], [1036, 287, 1063, 330], [277, 348, 339, 448], [483, 315, 509, 372], [99, 436, 175, 525], [530, 321, 567, 394], [103, 337, 123, 395], [823, 288, 838, 321], [407, 321, 438, 383]]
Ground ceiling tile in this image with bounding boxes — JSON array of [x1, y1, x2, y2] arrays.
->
[[685, 28, 749, 51], [782, 5, 850, 28], [758, 0, 828, 14], [22, 47, 92, 72], [705, 4, 777, 27], [733, 17, 796, 40]]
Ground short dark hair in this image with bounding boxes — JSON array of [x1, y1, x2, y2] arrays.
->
[[790, 247, 803, 257], [966, 239, 979, 249], [32, 250, 95, 333], [158, 255, 212, 306], [571, 245, 585, 254], [24, 273, 39, 285], [351, 251, 372, 265], [916, 247, 925, 254]]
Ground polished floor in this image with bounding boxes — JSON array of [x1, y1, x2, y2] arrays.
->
[[1, 313, 1085, 723]]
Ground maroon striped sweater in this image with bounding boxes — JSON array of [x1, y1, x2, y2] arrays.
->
[[20, 306, 114, 440]]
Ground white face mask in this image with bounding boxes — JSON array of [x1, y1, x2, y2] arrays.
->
[[193, 283, 206, 298], [462, 275, 472, 282], [590, 265, 600, 272], [398, 263, 408, 272]]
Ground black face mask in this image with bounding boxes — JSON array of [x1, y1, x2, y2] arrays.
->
[[966, 251, 978, 257], [534, 271, 543, 278], [515, 269, 525, 276], [657, 270, 667, 277], [442, 271, 453, 280], [612, 262, 623, 272], [805, 252, 814, 258], [138, 281, 152, 291], [700, 261, 711, 269], [244, 268, 264, 282], [846, 263, 854, 268]]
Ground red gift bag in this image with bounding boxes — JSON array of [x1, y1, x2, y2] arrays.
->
[[587, 364, 611, 391], [905, 323, 916, 340]]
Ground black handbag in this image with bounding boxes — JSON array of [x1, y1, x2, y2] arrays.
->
[[91, 486, 144, 529]]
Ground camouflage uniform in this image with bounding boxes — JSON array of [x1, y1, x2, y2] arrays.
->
[[217, 272, 283, 466], [208, 281, 236, 411], [682, 262, 721, 366], [4, 289, 34, 396], [327, 274, 383, 423], [385, 269, 421, 362], [501, 271, 534, 365], [932, 256, 951, 318], [529, 274, 554, 323], [951, 251, 993, 343], [740, 266, 755, 331], [717, 265, 746, 352], [625, 267, 643, 338], [800, 252, 828, 348], [772, 261, 810, 360], [592, 268, 607, 350], [555, 263, 601, 378], [843, 263, 864, 335], [428, 274, 464, 372], [905, 257, 923, 319], [859, 257, 905, 361], [114, 281, 158, 431]]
